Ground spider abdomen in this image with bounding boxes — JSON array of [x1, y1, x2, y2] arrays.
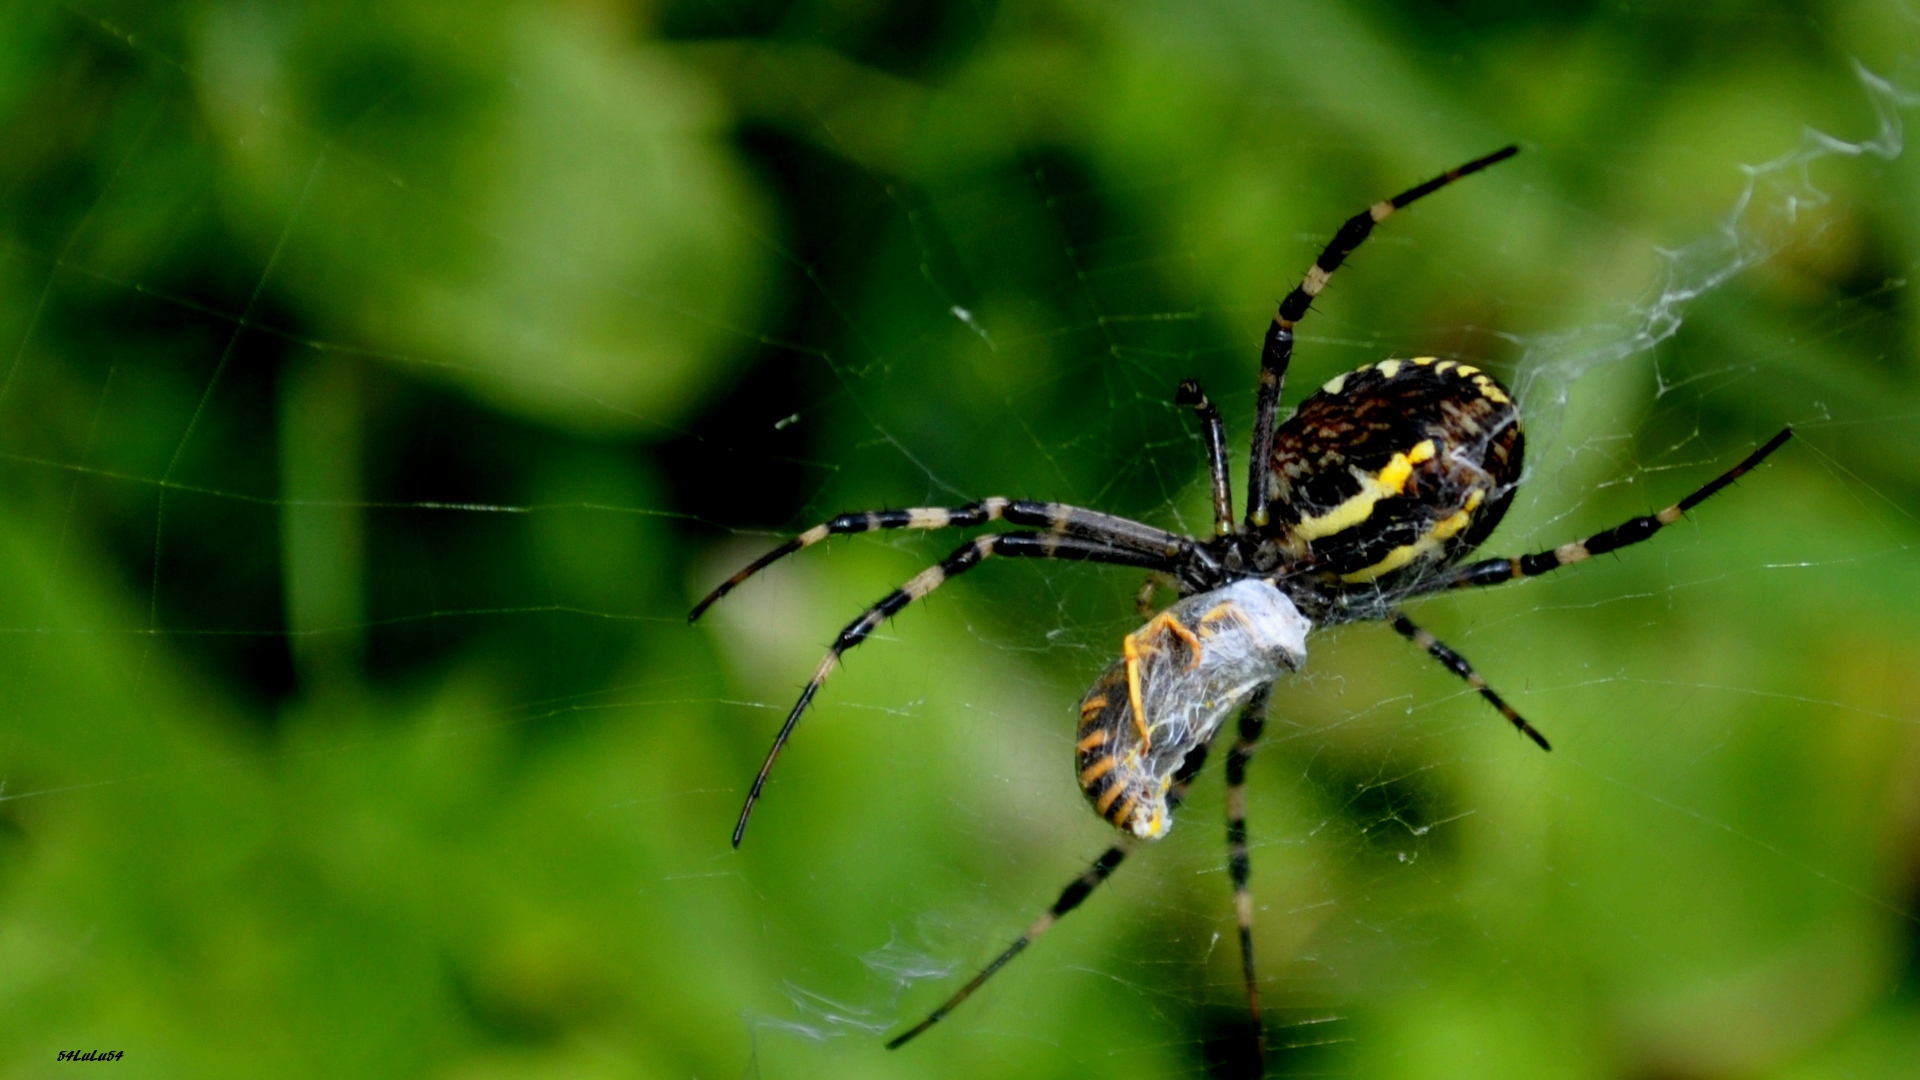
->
[[1075, 579, 1310, 838], [1265, 356, 1524, 586]]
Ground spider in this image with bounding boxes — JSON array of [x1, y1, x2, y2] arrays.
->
[[689, 145, 1792, 1066]]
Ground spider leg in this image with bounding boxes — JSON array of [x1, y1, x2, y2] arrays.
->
[[885, 843, 1136, 1051], [1134, 571, 1179, 618], [885, 740, 1215, 1050], [1390, 611, 1550, 751], [1175, 380, 1235, 536], [732, 531, 1176, 847], [1224, 688, 1271, 1068], [690, 499, 1189, 621], [1431, 428, 1792, 594], [1245, 145, 1520, 529]]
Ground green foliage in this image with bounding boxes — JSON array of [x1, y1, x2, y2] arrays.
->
[[2, 1, 1918, 1076]]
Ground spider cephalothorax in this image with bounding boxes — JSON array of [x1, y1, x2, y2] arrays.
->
[[689, 146, 1791, 1064]]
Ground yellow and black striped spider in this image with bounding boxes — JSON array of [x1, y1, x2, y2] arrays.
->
[[690, 146, 1791, 1065]]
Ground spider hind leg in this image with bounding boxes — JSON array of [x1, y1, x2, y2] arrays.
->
[[1438, 428, 1792, 592], [1246, 145, 1521, 528]]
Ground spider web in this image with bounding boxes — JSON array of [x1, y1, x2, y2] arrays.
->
[[3, 2, 1920, 1078]]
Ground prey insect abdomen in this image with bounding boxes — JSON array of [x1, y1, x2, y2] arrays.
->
[[1075, 579, 1311, 838]]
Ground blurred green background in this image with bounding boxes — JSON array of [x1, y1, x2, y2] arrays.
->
[[4, 1, 1920, 1077]]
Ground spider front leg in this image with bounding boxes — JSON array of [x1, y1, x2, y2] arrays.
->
[[885, 741, 1215, 1050], [1135, 571, 1179, 618], [689, 498, 1189, 621], [1224, 687, 1271, 1069], [728, 531, 1174, 847]]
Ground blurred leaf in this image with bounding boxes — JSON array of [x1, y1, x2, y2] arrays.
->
[[195, 1, 771, 436]]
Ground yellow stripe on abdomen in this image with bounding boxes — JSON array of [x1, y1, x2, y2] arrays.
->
[[1337, 505, 1476, 583], [1290, 441, 1433, 544]]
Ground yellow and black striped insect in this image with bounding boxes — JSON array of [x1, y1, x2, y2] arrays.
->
[[689, 146, 1792, 1065]]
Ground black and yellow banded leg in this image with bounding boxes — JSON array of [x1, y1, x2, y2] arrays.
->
[[1436, 428, 1793, 593], [884, 841, 1135, 1051], [691, 499, 1191, 621], [1390, 612, 1551, 752], [1245, 145, 1520, 528], [1175, 379, 1235, 536], [731, 531, 1175, 847], [1224, 689, 1271, 1068], [1135, 571, 1179, 619], [886, 743, 1215, 1050]]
